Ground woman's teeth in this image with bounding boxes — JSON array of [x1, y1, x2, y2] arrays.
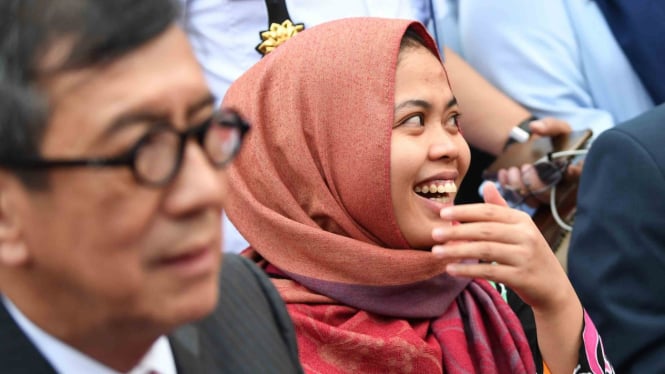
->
[[414, 180, 457, 203], [414, 180, 457, 195]]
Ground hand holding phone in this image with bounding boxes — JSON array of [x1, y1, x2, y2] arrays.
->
[[482, 129, 593, 250], [483, 129, 593, 180]]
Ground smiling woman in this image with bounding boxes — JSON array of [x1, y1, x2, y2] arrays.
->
[[224, 17, 613, 374]]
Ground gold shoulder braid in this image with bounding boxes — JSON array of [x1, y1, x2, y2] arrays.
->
[[256, 0, 305, 56], [256, 20, 305, 56]]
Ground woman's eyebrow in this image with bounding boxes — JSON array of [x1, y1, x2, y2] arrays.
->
[[445, 97, 458, 110], [394, 99, 431, 112], [394, 97, 458, 113]]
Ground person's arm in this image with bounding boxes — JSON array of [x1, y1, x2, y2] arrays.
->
[[456, 1, 615, 136], [568, 119, 665, 372], [443, 47, 531, 156]]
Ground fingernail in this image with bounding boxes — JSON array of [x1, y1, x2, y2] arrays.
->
[[432, 228, 446, 240], [530, 120, 545, 131], [446, 263, 460, 274], [431, 245, 445, 258], [439, 207, 452, 218]]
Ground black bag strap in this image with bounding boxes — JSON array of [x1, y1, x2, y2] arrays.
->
[[264, 0, 292, 26]]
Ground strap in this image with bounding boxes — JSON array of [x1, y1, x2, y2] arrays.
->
[[504, 115, 536, 150], [264, 0, 292, 26]]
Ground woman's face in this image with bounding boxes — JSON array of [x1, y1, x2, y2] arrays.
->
[[390, 44, 471, 249]]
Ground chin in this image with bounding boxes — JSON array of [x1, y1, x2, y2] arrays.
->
[[403, 216, 449, 250], [181, 277, 220, 322], [403, 230, 436, 250], [156, 276, 221, 330]]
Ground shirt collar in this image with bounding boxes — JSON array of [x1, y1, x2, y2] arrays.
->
[[2, 296, 177, 374]]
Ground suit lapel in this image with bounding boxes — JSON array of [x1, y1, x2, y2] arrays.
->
[[169, 324, 211, 374], [0, 297, 57, 374]]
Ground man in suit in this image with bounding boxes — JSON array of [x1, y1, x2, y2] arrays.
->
[[568, 103, 665, 372], [0, 0, 302, 373]]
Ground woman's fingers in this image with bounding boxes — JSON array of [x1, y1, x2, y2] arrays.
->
[[481, 179, 508, 207], [496, 166, 542, 207], [432, 220, 525, 246], [444, 261, 521, 285], [439, 203, 530, 226], [432, 240, 526, 267], [520, 164, 552, 204]]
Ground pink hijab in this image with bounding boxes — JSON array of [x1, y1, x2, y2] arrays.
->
[[224, 17, 535, 373]]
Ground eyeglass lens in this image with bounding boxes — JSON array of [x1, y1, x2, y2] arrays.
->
[[135, 130, 181, 184], [133, 114, 245, 185], [204, 122, 241, 166]]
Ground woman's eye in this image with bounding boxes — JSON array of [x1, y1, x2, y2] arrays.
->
[[401, 114, 424, 127], [446, 113, 461, 130]]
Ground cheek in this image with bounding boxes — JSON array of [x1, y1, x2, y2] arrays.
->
[[37, 173, 163, 257], [218, 169, 229, 210], [389, 138, 415, 200], [84, 173, 164, 246], [457, 138, 472, 179], [100, 192, 162, 247], [18, 192, 150, 301], [389, 137, 423, 221]]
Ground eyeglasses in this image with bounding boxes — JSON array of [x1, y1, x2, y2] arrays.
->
[[0, 108, 250, 187]]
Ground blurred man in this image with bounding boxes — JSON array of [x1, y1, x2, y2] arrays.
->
[[568, 103, 665, 372], [0, 0, 302, 372]]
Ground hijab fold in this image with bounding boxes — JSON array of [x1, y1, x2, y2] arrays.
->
[[225, 17, 535, 373]]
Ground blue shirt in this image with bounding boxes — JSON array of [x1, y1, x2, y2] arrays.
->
[[443, 0, 654, 137]]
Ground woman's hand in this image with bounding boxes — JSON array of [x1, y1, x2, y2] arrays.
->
[[431, 182, 573, 314], [432, 182, 584, 373]]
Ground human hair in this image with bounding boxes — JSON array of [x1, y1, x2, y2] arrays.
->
[[399, 27, 429, 52], [397, 26, 438, 68], [0, 0, 180, 187]]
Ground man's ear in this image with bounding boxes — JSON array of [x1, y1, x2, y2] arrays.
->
[[0, 174, 30, 267]]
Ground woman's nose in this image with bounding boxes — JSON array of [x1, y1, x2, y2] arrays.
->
[[427, 128, 459, 161]]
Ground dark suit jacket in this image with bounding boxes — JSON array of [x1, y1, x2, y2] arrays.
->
[[568, 103, 665, 373], [0, 254, 303, 373]]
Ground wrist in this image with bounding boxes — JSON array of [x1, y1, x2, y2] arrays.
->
[[504, 116, 536, 150]]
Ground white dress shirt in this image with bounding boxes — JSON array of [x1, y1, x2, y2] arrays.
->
[[3, 297, 177, 374]]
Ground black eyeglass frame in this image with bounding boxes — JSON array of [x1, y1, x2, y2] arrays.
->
[[0, 108, 250, 187]]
